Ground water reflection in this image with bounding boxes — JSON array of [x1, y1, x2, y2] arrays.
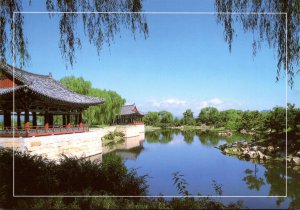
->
[[243, 167, 265, 191], [145, 129, 252, 146], [104, 129, 298, 209], [103, 133, 145, 158]]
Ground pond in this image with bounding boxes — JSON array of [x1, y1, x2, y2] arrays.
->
[[104, 129, 300, 209]]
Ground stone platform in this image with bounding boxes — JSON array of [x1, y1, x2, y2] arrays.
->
[[0, 124, 145, 160]]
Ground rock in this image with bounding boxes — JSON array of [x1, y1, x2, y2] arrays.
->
[[243, 150, 249, 155], [267, 146, 275, 152], [218, 144, 227, 151], [292, 165, 300, 171], [232, 148, 238, 152], [252, 146, 258, 151], [259, 146, 267, 153], [224, 148, 229, 154], [287, 155, 293, 162], [296, 151, 300, 157], [257, 151, 266, 160], [248, 150, 258, 159], [242, 142, 248, 147], [292, 157, 300, 165], [240, 129, 247, 134]]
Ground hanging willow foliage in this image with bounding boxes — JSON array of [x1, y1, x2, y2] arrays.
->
[[215, 0, 300, 87], [0, 0, 148, 67], [60, 76, 126, 125]]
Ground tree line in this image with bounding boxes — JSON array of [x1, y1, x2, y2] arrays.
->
[[60, 76, 125, 125], [143, 104, 300, 134]]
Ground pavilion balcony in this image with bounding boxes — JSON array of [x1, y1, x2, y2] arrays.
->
[[0, 124, 89, 137]]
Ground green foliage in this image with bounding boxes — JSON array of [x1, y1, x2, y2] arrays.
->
[[143, 112, 160, 126], [237, 110, 266, 132], [267, 106, 286, 133], [143, 111, 174, 128], [219, 109, 242, 130], [194, 104, 300, 135], [173, 117, 182, 126], [0, 148, 148, 208], [0, 148, 245, 209], [182, 109, 196, 125], [159, 111, 174, 127], [198, 107, 220, 126], [102, 131, 125, 147], [60, 76, 125, 125]]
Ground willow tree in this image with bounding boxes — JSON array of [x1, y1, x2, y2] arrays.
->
[[0, 0, 148, 67], [60, 76, 125, 125], [215, 0, 300, 86]]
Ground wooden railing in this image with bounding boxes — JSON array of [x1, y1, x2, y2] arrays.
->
[[0, 124, 89, 137]]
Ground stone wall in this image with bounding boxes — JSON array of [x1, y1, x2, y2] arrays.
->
[[0, 125, 145, 160]]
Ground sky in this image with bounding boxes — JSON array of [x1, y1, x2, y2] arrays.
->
[[8, 0, 299, 117]]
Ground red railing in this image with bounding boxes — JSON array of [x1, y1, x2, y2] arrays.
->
[[0, 124, 89, 137]]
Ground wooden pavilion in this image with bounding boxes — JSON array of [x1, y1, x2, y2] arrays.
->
[[116, 104, 144, 125], [0, 63, 104, 137]]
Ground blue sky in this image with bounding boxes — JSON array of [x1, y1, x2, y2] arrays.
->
[[10, 0, 299, 117]]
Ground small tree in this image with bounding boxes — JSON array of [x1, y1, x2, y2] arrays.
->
[[268, 107, 286, 133], [143, 112, 160, 127], [159, 111, 174, 127], [182, 109, 196, 125], [197, 107, 219, 126]]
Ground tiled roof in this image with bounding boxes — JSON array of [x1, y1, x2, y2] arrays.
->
[[0, 63, 104, 106], [121, 104, 144, 116]]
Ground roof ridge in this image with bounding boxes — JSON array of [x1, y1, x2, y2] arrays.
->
[[5, 63, 50, 78]]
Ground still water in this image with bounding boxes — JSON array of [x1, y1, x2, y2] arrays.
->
[[104, 129, 300, 209]]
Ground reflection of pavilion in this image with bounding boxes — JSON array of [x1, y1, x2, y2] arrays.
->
[[103, 133, 145, 160], [0, 63, 103, 137]]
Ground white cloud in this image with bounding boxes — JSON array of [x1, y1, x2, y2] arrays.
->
[[197, 98, 244, 112], [144, 97, 244, 117], [199, 98, 224, 109], [150, 98, 187, 108]]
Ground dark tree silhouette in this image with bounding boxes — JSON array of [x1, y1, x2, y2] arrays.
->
[[215, 0, 300, 86], [0, 0, 148, 67]]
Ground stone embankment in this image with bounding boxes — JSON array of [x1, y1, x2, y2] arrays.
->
[[218, 140, 300, 166], [0, 124, 145, 160]]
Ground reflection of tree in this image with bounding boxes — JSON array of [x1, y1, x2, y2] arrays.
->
[[145, 131, 160, 143], [263, 162, 300, 209], [182, 130, 196, 144], [196, 132, 221, 146], [117, 146, 145, 160], [196, 131, 252, 146], [160, 130, 173, 143], [145, 130, 173, 144], [242, 166, 265, 191]]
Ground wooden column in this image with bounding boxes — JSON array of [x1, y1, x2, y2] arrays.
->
[[32, 112, 37, 128], [62, 114, 66, 127], [24, 109, 30, 131], [44, 111, 49, 129], [49, 113, 53, 128], [79, 112, 83, 128], [3, 111, 11, 129], [74, 114, 78, 126], [67, 113, 71, 128], [17, 112, 21, 129]]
